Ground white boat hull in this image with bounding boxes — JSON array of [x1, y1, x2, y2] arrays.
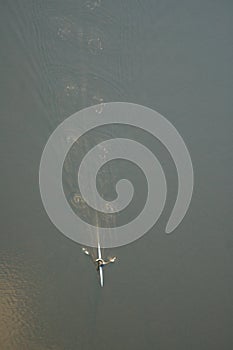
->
[[97, 242, 104, 287]]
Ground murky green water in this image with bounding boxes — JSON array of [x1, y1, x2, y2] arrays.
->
[[1, 1, 233, 349]]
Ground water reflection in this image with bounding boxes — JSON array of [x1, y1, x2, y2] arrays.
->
[[0, 252, 41, 349]]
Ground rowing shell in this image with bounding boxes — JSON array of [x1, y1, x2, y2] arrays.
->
[[97, 242, 104, 287]]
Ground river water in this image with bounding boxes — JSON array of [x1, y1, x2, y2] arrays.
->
[[0, 1, 233, 349]]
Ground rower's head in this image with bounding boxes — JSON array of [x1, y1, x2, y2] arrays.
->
[[96, 258, 104, 266]]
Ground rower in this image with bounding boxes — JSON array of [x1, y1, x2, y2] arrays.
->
[[95, 257, 116, 271]]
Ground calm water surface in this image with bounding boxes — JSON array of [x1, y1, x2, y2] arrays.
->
[[0, 1, 233, 349]]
